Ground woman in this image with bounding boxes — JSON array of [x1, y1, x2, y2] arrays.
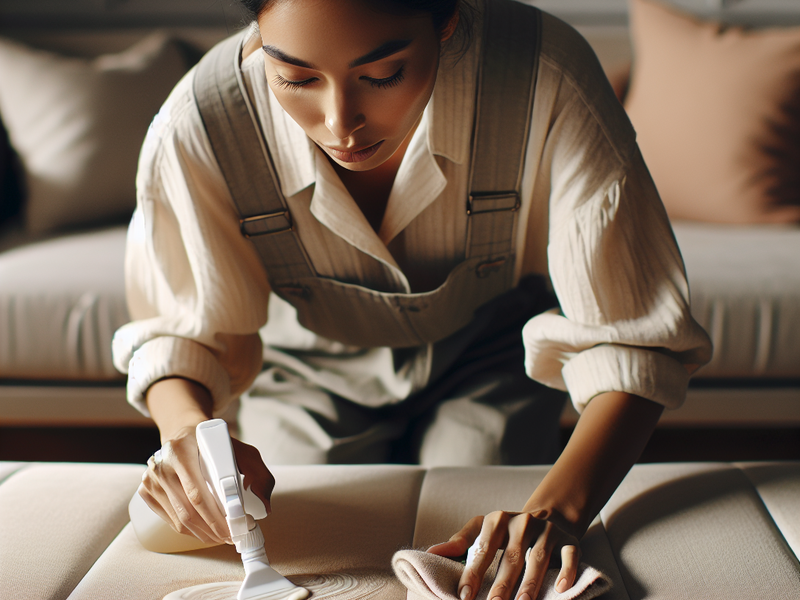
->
[[113, 0, 712, 598]]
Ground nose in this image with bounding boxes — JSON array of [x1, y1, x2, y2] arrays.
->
[[325, 87, 365, 141]]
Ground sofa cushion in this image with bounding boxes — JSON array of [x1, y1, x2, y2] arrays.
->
[[600, 462, 800, 599], [2, 462, 799, 600], [739, 462, 800, 558], [0, 226, 129, 380], [625, 0, 800, 224], [0, 462, 143, 600], [0, 33, 189, 235], [673, 221, 800, 379], [67, 465, 425, 600]]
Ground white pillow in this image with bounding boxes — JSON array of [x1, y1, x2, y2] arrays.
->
[[0, 33, 190, 234]]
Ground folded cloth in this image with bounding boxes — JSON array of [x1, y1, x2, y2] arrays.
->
[[391, 549, 611, 600]]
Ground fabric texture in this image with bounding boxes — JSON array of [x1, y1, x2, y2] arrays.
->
[[600, 463, 800, 600], [625, 0, 800, 224], [0, 463, 143, 600], [112, 5, 711, 421], [0, 33, 189, 234], [5, 462, 800, 600], [0, 226, 129, 380], [392, 550, 611, 600], [67, 465, 424, 600], [673, 221, 800, 379]]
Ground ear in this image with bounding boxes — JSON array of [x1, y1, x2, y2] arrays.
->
[[440, 6, 460, 43]]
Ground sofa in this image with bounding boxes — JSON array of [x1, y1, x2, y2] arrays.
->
[[0, 0, 799, 449], [2, 460, 799, 600]]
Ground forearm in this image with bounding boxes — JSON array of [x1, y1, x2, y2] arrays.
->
[[145, 377, 215, 443], [523, 391, 664, 538]]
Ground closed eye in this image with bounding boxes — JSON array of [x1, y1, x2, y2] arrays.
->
[[272, 73, 317, 90], [361, 66, 405, 89]]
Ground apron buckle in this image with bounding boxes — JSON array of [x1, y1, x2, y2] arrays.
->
[[240, 211, 293, 238], [467, 192, 520, 215]]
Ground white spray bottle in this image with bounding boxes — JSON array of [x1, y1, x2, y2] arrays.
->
[[129, 419, 309, 600]]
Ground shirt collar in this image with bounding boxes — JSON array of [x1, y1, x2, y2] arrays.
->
[[428, 33, 481, 165]]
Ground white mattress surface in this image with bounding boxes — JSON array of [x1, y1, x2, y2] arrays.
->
[[0, 226, 129, 380], [673, 221, 800, 379]]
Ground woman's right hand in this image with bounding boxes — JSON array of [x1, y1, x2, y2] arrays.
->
[[139, 377, 275, 545], [139, 425, 275, 544]]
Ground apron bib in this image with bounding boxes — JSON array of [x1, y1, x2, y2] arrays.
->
[[194, 0, 543, 394]]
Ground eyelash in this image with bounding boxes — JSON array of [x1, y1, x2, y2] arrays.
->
[[272, 66, 406, 91], [366, 66, 405, 89]]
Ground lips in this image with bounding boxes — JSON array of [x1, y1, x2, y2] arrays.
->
[[323, 140, 384, 163]]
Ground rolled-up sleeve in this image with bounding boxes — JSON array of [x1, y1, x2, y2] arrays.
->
[[522, 17, 712, 412], [112, 70, 271, 417]]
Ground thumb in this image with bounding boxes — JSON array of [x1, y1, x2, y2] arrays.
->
[[427, 537, 470, 557]]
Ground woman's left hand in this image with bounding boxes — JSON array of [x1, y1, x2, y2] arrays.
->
[[427, 511, 580, 600]]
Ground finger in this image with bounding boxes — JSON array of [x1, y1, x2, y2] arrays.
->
[[168, 474, 228, 543], [148, 444, 227, 543], [488, 514, 540, 600], [428, 515, 484, 557], [515, 539, 551, 600], [138, 482, 175, 527], [162, 483, 221, 543], [164, 441, 231, 542], [141, 458, 185, 531], [459, 512, 511, 600], [234, 439, 275, 514], [140, 476, 217, 543], [554, 544, 581, 594]]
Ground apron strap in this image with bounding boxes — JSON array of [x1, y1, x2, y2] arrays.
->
[[195, 0, 541, 281], [467, 1, 541, 260], [193, 29, 315, 281]]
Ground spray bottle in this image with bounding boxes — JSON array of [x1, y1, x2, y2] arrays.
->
[[129, 419, 309, 600]]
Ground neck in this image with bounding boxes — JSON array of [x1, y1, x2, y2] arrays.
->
[[328, 114, 422, 233]]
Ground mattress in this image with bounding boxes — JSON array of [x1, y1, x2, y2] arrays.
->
[[673, 221, 800, 379], [0, 226, 129, 381]]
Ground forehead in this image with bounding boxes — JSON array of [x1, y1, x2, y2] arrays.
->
[[259, 0, 436, 60]]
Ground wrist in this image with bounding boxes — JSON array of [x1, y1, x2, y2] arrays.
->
[[522, 493, 587, 540], [521, 392, 664, 540], [146, 377, 214, 442]]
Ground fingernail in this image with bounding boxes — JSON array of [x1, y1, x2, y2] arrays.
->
[[519, 594, 531, 600], [459, 585, 471, 600], [556, 578, 569, 593]]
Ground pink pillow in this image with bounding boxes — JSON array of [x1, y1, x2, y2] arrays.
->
[[625, 0, 800, 224]]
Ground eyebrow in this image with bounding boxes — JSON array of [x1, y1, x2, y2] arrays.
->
[[262, 39, 412, 70]]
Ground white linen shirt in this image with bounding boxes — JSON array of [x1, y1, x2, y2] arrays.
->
[[112, 13, 712, 418]]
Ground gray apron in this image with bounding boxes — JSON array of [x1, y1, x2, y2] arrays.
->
[[193, 0, 564, 464]]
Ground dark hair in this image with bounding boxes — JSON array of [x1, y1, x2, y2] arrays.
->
[[239, 0, 473, 57]]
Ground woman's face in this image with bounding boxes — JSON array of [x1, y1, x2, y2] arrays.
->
[[258, 0, 443, 172]]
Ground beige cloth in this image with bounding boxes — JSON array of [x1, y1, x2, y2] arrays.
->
[[112, 8, 711, 418], [392, 550, 611, 600]]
